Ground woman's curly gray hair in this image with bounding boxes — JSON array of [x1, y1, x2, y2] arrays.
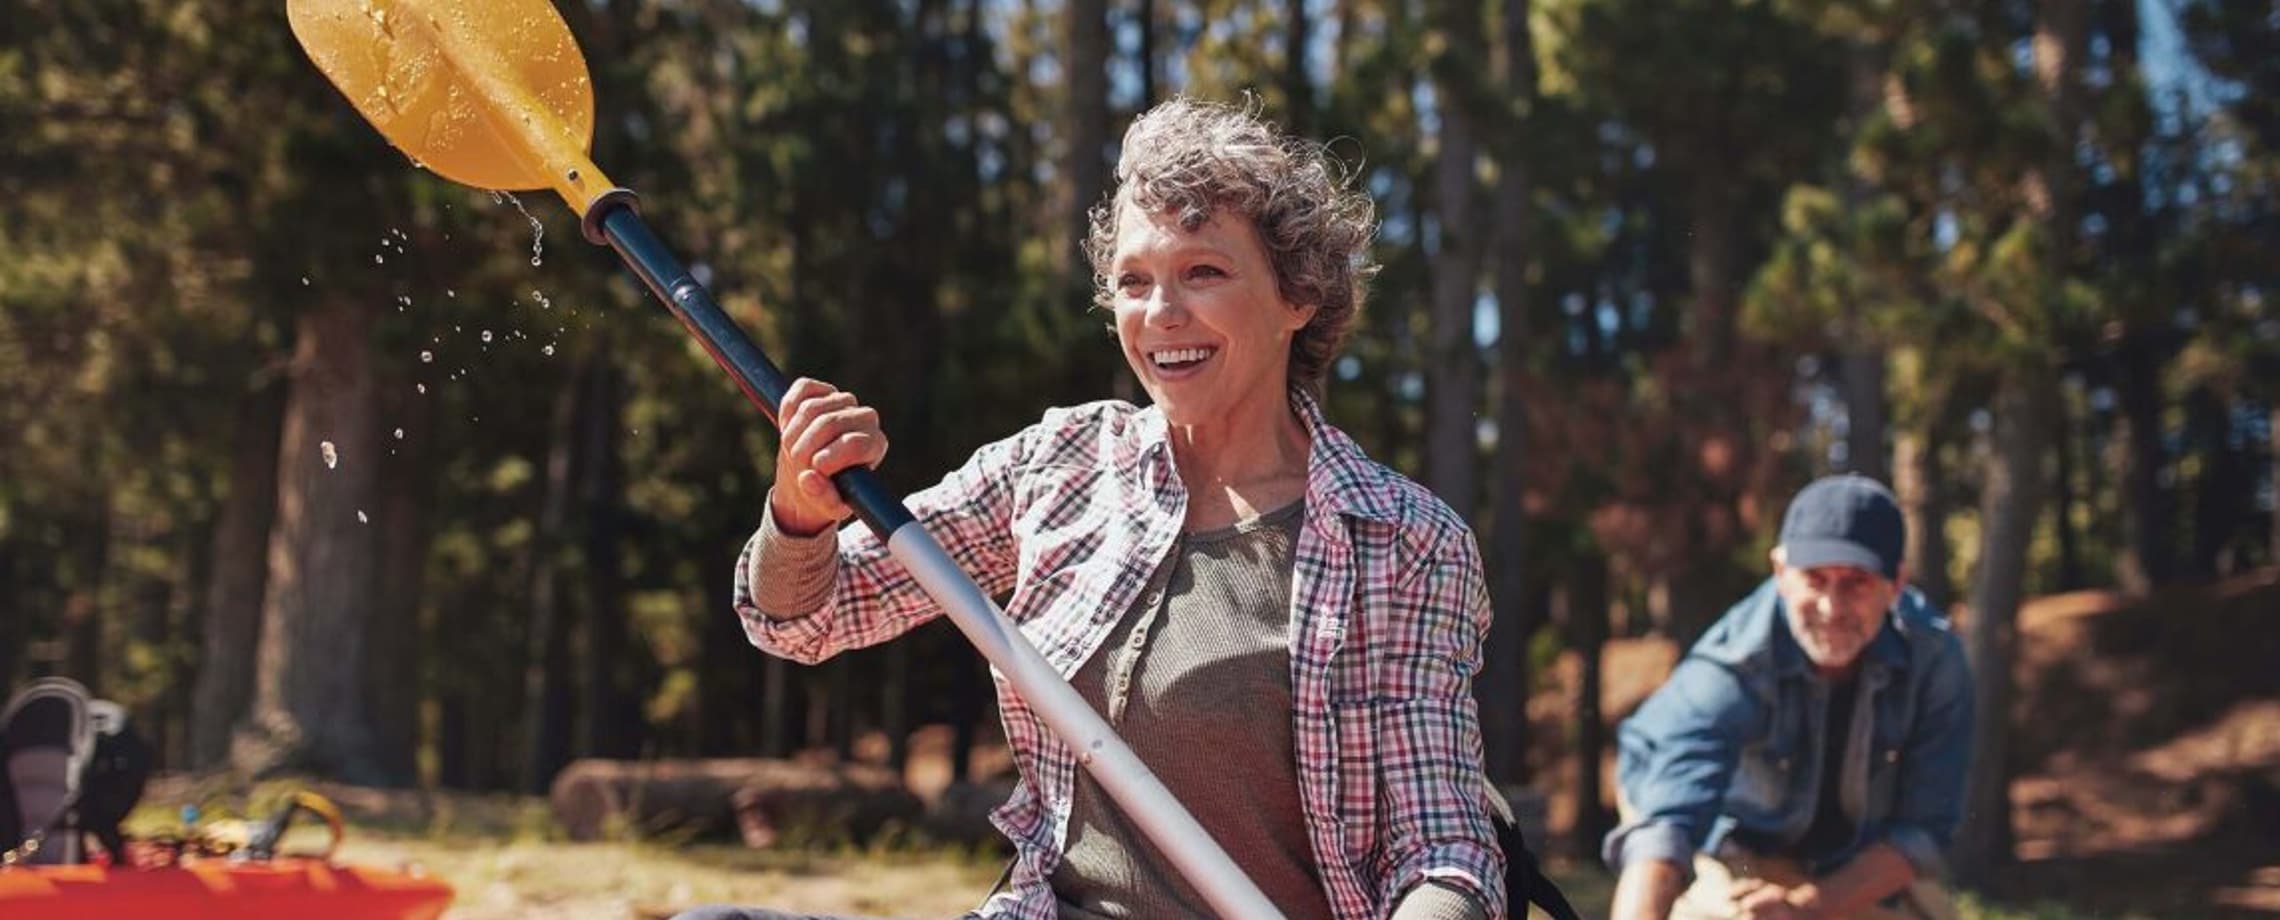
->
[[1084, 97, 1379, 393]]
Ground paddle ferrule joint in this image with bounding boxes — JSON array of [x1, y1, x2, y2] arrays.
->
[[581, 188, 640, 245]]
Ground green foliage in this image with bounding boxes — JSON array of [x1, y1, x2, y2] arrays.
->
[[0, 4, 2271, 903]]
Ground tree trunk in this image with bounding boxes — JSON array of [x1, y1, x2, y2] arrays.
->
[[233, 299, 383, 783], [1137, 0, 1158, 107], [438, 692, 467, 789], [1061, 0, 1110, 279], [1480, 0, 1539, 787], [1686, 181, 1742, 371], [1893, 426, 1951, 607], [1425, 0, 1486, 519], [884, 642, 911, 771], [1283, 0, 1312, 134], [761, 655, 791, 759], [2053, 390, 2084, 589], [190, 381, 285, 768], [550, 758, 919, 846], [702, 536, 762, 757], [62, 488, 110, 693], [2188, 386, 2248, 578], [1332, 0, 1359, 77], [830, 656, 856, 762], [1569, 550, 1614, 853], [1664, 178, 1746, 645], [0, 513, 18, 689], [521, 366, 585, 794], [1838, 41, 1891, 484], [578, 360, 639, 759], [1842, 349, 1889, 482], [2113, 340, 2169, 593], [1956, 0, 2085, 880], [130, 529, 179, 764], [364, 369, 435, 787], [1954, 374, 2058, 884], [949, 646, 984, 781]]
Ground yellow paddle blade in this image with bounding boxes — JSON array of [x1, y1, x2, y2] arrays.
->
[[287, 0, 615, 213]]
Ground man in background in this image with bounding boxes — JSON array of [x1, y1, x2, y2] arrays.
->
[[1605, 475, 1974, 920]]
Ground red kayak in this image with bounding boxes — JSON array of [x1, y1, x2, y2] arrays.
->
[[0, 859, 454, 920]]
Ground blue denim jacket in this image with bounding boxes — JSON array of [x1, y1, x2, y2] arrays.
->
[[1602, 579, 1973, 880]]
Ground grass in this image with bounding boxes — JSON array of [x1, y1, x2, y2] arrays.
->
[[1521, 863, 2155, 920], [119, 779, 2173, 919]]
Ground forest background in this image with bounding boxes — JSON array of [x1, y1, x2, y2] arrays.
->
[[4, 0, 2278, 913]]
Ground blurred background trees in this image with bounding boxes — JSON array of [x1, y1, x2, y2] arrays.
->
[[3, 0, 2275, 895]]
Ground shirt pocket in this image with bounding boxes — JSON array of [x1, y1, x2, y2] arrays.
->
[[1734, 732, 1800, 820]]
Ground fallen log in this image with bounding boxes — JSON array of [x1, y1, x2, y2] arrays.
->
[[730, 763, 923, 848], [550, 757, 920, 845]]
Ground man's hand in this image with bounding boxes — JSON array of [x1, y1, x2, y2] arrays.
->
[[1730, 879, 1820, 920]]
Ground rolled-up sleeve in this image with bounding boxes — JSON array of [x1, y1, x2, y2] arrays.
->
[[1602, 658, 1763, 875], [742, 493, 842, 620], [732, 416, 1036, 664], [1374, 524, 1506, 919], [1882, 628, 1974, 879]]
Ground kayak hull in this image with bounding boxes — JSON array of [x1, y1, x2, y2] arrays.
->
[[0, 861, 453, 920]]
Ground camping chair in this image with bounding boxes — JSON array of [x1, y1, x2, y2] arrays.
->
[[1487, 780, 1582, 920], [0, 678, 96, 865]]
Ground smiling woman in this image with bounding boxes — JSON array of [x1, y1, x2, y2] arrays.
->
[[707, 97, 1509, 920]]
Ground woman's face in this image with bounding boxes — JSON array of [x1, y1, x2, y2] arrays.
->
[[1107, 202, 1315, 427]]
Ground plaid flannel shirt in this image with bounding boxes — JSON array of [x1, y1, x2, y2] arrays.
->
[[733, 389, 1506, 919]]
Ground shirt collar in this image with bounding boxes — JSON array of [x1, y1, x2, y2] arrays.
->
[[1294, 387, 1401, 523]]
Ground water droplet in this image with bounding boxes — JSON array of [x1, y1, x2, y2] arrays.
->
[[393, 428, 405, 440], [446, 289, 456, 298], [542, 344, 555, 356], [416, 383, 427, 394], [419, 350, 434, 363], [499, 192, 545, 266], [357, 510, 369, 524], [301, 276, 311, 286], [481, 330, 494, 343], [320, 441, 339, 469]]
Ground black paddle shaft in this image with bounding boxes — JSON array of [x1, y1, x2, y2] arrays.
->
[[585, 194, 912, 537]]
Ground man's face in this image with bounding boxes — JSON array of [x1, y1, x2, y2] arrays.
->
[[1772, 550, 1903, 676]]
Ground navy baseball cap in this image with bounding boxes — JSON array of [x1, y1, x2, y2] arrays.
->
[[1778, 474, 1905, 580]]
